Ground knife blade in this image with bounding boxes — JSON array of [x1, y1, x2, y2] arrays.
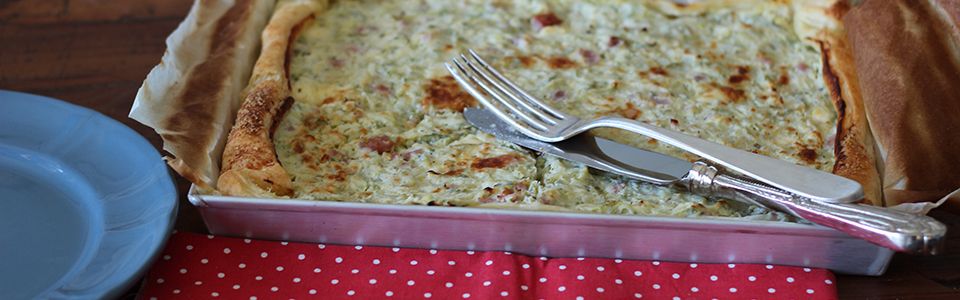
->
[[464, 107, 692, 185]]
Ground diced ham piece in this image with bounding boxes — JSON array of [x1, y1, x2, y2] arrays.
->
[[374, 84, 391, 95], [778, 73, 790, 85], [360, 135, 395, 154], [608, 36, 622, 47], [579, 49, 599, 64], [532, 12, 562, 31], [552, 90, 567, 101]]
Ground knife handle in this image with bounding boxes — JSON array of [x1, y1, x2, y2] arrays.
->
[[590, 116, 863, 203], [682, 162, 947, 254]]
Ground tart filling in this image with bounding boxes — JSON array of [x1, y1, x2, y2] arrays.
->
[[272, 0, 836, 218]]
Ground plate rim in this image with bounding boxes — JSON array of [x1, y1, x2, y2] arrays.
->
[[0, 89, 178, 299]]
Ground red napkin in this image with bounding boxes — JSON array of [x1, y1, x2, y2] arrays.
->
[[139, 232, 837, 299]]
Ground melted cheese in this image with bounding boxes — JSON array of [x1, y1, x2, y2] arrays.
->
[[274, 0, 836, 219]]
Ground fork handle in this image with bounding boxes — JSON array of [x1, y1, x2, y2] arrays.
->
[[681, 162, 946, 254], [588, 116, 863, 203]]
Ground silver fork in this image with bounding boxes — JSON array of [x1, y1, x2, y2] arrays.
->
[[446, 49, 858, 204], [446, 49, 947, 254]]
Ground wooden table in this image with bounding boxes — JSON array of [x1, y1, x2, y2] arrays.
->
[[2, 1, 958, 298]]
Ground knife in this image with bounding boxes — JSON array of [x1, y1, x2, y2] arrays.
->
[[464, 107, 947, 254]]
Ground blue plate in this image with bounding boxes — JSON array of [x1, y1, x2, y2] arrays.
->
[[0, 90, 177, 299]]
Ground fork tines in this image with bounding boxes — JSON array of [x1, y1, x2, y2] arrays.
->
[[445, 49, 569, 138]]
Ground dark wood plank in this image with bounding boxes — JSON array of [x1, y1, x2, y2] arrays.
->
[[0, 0, 192, 24], [837, 210, 960, 299], [1, 1, 958, 299], [0, 0, 204, 234]]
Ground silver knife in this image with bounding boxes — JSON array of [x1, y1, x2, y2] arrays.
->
[[464, 107, 946, 254]]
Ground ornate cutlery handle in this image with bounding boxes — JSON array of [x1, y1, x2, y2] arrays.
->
[[681, 162, 947, 254], [589, 116, 863, 203]]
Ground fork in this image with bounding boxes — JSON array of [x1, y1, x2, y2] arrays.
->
[[445, 50, 947, 254], [445, 49, 859, 204]]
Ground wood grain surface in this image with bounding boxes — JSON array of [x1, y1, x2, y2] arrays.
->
[[0, 0, 957, 299]]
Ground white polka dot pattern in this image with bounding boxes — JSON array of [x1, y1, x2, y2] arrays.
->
[[140, 232, 839, 299]]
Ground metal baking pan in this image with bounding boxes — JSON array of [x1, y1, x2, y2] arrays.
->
[[179, 0, 893, 276], [188, 186, 893, 275]]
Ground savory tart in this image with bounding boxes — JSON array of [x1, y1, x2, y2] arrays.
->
[[216, 0, 880, 218]]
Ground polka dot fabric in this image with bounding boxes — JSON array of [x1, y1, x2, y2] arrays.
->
[[140, 232, 837, 299]]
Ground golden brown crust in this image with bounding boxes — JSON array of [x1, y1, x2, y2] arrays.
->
[[819, 38, 883, 206], [218, 0, 322, 197], [788, 0, 884, 206], [421, 75, 477, 112], [844, 0, 960, 209]]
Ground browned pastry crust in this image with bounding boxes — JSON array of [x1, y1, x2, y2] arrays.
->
[[814, 1, 884, 206], [844, 0, 960, 209], [218, 1, 320, 197]]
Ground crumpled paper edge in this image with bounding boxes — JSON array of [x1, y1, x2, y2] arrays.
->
[[889, 186, 960, 215], [130, 0, 275, 191]]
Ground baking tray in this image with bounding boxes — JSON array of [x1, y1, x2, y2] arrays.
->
[[188, 186, 894, 275], [167, 0, 893, 276]]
